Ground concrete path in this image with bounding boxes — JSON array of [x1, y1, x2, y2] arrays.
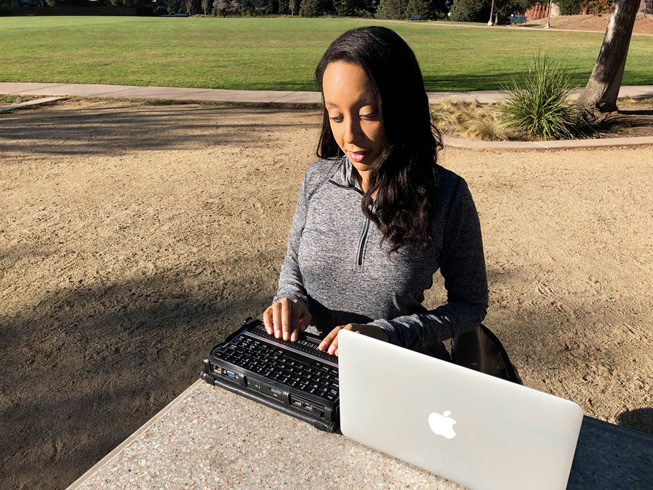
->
[[2, 82, 653, 149], [3, 81, 653, 105]]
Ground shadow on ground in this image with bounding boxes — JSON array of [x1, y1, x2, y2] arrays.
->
[[0, 103, 321, 157], [0, 252, 278, 490]]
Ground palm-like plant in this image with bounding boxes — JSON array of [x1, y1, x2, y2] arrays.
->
[[501, 55, 589, 140]]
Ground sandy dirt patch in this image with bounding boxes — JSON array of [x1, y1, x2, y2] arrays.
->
[[1, 101, 652, 489], [528, 13, 653, 34]]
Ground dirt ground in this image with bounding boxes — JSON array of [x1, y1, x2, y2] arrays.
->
[[528, 13, 653, 34], [0, 100, 652, 489]]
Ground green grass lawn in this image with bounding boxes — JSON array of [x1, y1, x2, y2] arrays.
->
[[0, 16, 651, 92]]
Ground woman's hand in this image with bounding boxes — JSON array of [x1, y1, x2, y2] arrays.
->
[[263, 298, 312, 342], [318, 323, 389, 356]]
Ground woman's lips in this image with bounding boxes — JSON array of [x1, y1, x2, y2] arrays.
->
[[347, 150, 368, 163]]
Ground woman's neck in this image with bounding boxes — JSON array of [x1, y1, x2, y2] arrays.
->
[[355, 170, 376, 196]]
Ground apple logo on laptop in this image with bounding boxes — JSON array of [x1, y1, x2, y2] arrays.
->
[[428, 410, 457, 439]]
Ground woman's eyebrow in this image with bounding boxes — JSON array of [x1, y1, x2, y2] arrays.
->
[[325, 96, 376, 108]]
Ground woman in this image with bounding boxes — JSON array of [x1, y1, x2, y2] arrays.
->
[[263, 26, 488, 360]]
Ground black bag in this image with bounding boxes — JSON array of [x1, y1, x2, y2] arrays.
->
[[452, 324, 522, 384]]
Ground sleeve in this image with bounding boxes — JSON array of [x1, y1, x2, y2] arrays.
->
[[272, 172, 311, 310], [372, 179, 489, 350]]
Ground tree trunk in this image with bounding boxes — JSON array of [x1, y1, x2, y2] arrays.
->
[[580, 0, 641, 113]]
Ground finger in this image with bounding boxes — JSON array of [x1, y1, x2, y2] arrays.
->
[[298, 310, 312, 333], [281, 299, 291, 341], [263, 307, 273, 335], [291, 304, 313, 342], [328, 335, 339, 356], [290, 305, 302, 342], [272, 302, 282, 339], [329, 324, 356, 355], [318, 326, 341, 352]]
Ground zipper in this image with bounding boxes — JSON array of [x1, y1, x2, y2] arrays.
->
[[356, 218, 370, 266], [329, 164, 369, 266]]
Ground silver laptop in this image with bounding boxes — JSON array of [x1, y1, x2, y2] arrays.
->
[[337, 329, 584, 490]]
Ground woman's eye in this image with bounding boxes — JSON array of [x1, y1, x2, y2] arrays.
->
[[329, 115, 343, 123], [360, 111, 378, 120]]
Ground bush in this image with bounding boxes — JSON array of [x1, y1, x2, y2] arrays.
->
[[377, 0, 408, 18], [500, 55, 590, 140], [431, 99, 513, 141], [556, 0, 581, 15], [405, 0, 434, 19], [580, 0, 613, 14], [450, 0, 490, 22], [333, 0, 355, 15], [300, 0, 322, 15]]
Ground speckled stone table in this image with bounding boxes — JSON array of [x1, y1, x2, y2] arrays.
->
[[69, 380, 653, 490]]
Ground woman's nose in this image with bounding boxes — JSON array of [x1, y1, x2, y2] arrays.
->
[[344, 117, 362, 144]]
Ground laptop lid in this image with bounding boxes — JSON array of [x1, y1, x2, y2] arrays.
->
[[337, 329, 583, 490]]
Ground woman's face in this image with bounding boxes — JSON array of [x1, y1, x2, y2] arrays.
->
[[322, 61, 385, 179]]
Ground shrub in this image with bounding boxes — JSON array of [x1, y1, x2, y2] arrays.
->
[[377, 0, 408, 18], [289, 0, 301, 14], [500, 55, 590, 140], [556, 0, 581, 15], [300, 0, 322, 15], [333, 0, 355, 15], [431, 99, 513, 141], [405, 0, 432, 19], [450, 0, 490, 22], [580, 0, 613, 14]]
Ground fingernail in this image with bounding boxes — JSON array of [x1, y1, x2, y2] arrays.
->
[[275, 330, 280, 338], [328, 346, 335, 355], [318, 342, 325, 350]]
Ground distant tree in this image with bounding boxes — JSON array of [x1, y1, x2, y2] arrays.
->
[[450, 0, 490, 20], [495, 0, 536, 19], [404, 0, 451, 18], [450, 0, 535, 22], [300, 0, 322, 15], [230, 0, 244, 12], [556, 0, 581, 14], [333, 0, 356, 14], [213, 0, 229, 14], [377, 0, 408, 18], [181, 0, 203, 12], [580, 0, 641, 112], [289, 0, 300, 13], [580, 0, 614, 14], [433, 0, 451, 15], [109, 0, 142, 6], [246, 0, 271, 12], [166, 0, 182, 12], [405, 0, 430, 17], [276, 0, 291, 11]]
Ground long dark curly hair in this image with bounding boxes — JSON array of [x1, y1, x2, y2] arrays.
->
[[315, 26, 442, 255]]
